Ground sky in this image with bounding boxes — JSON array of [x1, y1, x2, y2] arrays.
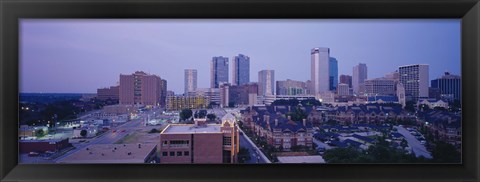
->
[[20, 19, 461, 94]]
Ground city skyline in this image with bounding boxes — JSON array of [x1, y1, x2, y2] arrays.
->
[[20, 19, 461, 93]]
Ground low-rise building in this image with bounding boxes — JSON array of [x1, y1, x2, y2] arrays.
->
[[20, 138, 70, 153], [166, 95, 208, 111], [159, 114, 239, 163], [241, 105, 314, 151], [417, 99, 449, 109]]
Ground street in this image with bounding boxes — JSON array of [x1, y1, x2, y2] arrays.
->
[[239, 132, 267, 163], [394, 126, 432, 159]]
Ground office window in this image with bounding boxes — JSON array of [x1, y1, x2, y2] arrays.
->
[[223, 137, 232, 146], [177, 151, 183, 156], [162, 140, 168, 146], [162, 152, 168, 156], [170, 151, 175, 156], [184, 151, 189, 156]]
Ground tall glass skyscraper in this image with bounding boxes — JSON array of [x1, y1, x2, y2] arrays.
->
[[211, 56, 229, 88], [258, 70, 275, 96], [232, 54, 250, 86], [399, 64, 429, 102], [353, 63, 368, 94], [184, 69, 197, 95], [311, 47, 330, 95], [329, 57, 338, 91], [431, 72, 461, 102]]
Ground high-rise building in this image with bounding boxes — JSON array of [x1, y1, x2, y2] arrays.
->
[[337, 83, 350, 96], [311, 47, 330, 94], [184, 69, 197, 95], [232, 54, 250, 86], [194, 88, 221, 106], [160, 79, 167, 107], [399, 64, 429, 102], [364, 78, 396, 96], [353, 63, 368, 95], [119, 71, 164, 106], [228, 83, 258, 106], [276, 79, 307, 95], [258, 70, 275, 96], [431, 72, 461, 102], [211, 56, 229, 88], [329, 57, 338, 91], [339, 75, 353, 88], [159, 114, 239, 164]]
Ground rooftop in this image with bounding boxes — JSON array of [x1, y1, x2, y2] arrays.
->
[[57, 144, 157, 164], [277, 155, 325, 163], [161, 124, 221, 134]]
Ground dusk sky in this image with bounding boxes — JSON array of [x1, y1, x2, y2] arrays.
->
[[20, 19, 461, 94]]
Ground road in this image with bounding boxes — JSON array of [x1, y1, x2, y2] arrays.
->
[[239, 133, 268, 163], [394, 126, 432, 159]]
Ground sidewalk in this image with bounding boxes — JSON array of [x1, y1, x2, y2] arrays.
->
[[237, 127, 271, 163]]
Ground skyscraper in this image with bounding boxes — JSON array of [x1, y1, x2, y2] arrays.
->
[[339, 75, 353, 88], [431, 72, 461, 102], [329, 57, 338, 91], [352, 63, 368, 95], [258, 70, 275, 96], [232, 54, 250, 86], [311, 47, 330, 94], [211, 56, 229, 88], [119, 71, 164, 106], [399, 64, 429, 102], [184, 69, 197, 95]]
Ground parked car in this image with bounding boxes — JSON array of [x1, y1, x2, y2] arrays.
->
[[28, 152, 40, 157]]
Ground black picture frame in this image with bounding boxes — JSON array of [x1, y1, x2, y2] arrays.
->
[[1, 0, 479, 181]]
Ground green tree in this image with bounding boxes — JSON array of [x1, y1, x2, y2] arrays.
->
[[405, 101, 416, 113], [286, 106, 308, 121], [207, 113, 216, 121], [149, 128, 161, 133], [80, 129, 88, 137], [180, 109, 193, 121], [323, 147, 360, 163], [35, 129, 45, 138], [237, 147, 251, 163], [431, 141, 461, 163]]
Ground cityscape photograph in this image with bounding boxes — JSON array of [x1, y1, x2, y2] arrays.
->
[[19, 19, 461, 164]]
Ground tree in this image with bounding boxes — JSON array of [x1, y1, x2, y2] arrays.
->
[[149, 128, 161, 133], [405, 101, 416, 113], [80, 129, 88, 137], [35, 129, 45, 138], [180, 109, 193, 121], [286, 106, 308, 121], [207, 113, 216, 121], [431, 141, 461, 163], [237, 147, 251, 163]]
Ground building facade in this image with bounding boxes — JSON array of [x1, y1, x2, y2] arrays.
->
[[258, 70, 275, 96], [159, 114, 239, 164], [276, 79, 308, 96], [211, 56, 229, 88], [339, 75, 352, 88], [232, 54, 250, 86], [311, 47, 330, 94], [119, 71, 166, 107], [97, 86, 120, 101], [353, 63, 368, 95], [184, 69, 197, 95], [399, 64, 429, 102], [364, 78, 396, 96], [430, 72, 461, 102], [337, 83, 350, 96], [166, 95, 208, 111], [329, 57, 338, 91]]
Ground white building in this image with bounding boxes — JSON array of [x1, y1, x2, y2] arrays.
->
[[337, 83, 350, 96], [417, 99, 449, 109], [399, 64, 429, 102], [311, 47, 330, 94], [353, 63, 368, 95], [258, 70, 275, 96], [184, 69, 197, 95]]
